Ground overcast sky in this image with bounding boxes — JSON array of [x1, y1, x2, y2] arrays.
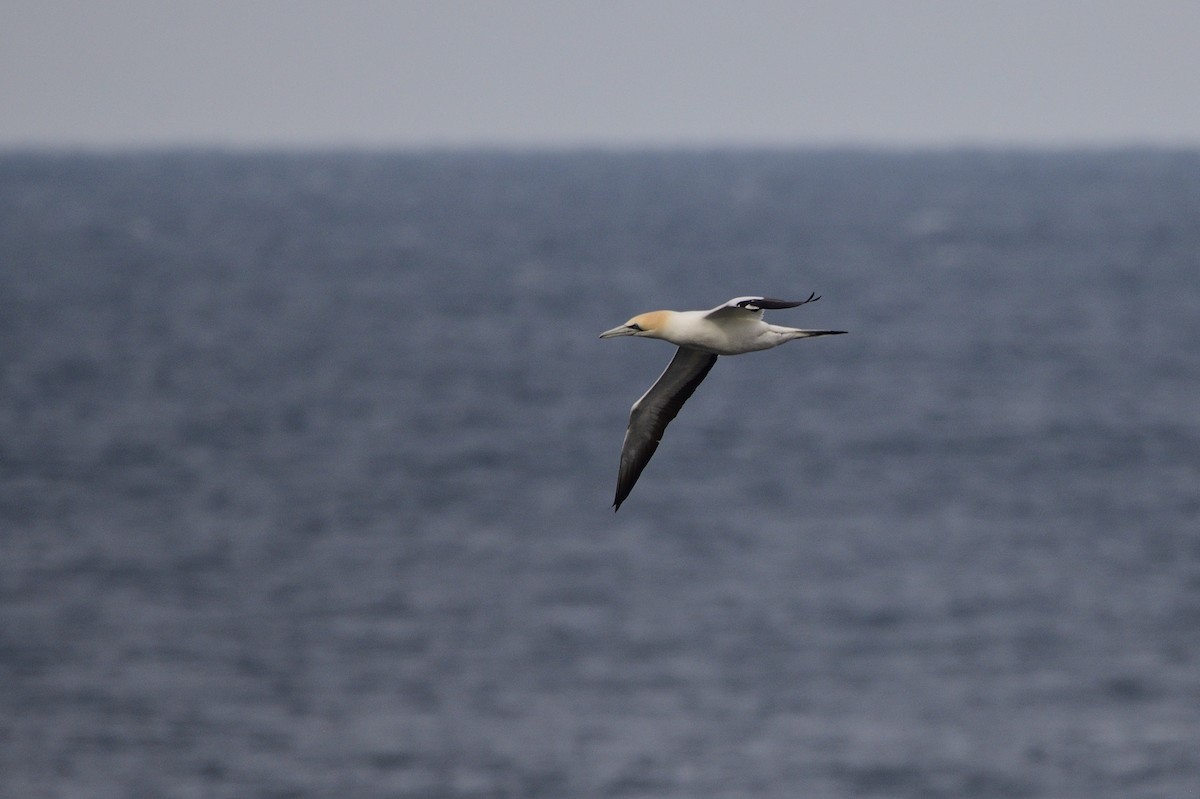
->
[[3, 1, 1199, 149]]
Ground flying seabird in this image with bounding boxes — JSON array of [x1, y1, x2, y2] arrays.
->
[[599, 293, 845, 510]]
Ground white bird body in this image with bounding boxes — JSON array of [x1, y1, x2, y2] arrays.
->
[[600, 294, 845, 510], [619, 308, 823, 355]]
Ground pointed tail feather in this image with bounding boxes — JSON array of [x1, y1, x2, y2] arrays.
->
[[788, 329, 847, 339]]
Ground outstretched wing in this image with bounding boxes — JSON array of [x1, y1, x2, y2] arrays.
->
[[705, 292, 820, 320], [613, 347, 719, 511]]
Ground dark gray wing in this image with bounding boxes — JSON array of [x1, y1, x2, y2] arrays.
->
[[613, 347, 719, 511], [705, 292, 820, 319]]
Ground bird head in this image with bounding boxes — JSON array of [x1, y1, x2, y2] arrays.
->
[[599, 311, 670, 340]]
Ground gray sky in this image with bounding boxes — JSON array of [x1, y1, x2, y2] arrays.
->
[[3, 0, 1199, 149]]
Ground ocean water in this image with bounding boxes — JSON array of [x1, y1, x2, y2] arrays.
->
[[1, 149, 1198, 798]]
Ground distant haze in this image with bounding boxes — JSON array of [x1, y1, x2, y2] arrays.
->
[[3, 0, 1199, 149]]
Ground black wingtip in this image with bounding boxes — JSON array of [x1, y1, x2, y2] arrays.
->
[[747, 292, 822, 310], [613, 480, 634, 511]]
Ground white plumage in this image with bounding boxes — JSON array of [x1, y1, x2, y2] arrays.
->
[[599, 294, 846, 510]]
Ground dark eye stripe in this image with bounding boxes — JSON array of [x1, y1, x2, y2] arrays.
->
[[628, 323, 643, 331]]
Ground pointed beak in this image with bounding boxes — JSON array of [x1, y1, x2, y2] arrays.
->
[[599, 324, 637, 339]]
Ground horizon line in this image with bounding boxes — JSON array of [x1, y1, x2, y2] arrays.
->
[[3, 136, 1200, 155]]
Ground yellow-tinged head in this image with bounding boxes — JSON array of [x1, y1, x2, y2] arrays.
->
[[599, 310, 672, 339]]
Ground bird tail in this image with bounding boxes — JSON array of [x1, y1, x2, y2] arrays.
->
[[784, 329, 848, 340]]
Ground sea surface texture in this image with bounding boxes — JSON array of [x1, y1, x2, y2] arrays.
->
[[1, 150, 1198, 798]]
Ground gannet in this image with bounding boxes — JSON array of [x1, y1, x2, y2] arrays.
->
[[600, 293, 846, 510]]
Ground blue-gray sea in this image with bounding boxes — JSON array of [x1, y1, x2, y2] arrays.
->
[[1, 150, 1198, 798]]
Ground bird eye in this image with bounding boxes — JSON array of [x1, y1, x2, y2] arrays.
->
[[628, 323, 643, 331]]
